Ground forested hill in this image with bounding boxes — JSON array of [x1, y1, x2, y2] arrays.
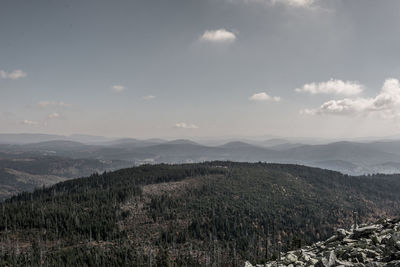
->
[[1, 162, 400, 266]]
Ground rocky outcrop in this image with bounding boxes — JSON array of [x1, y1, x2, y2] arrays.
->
[[245, 218, 400, 267]]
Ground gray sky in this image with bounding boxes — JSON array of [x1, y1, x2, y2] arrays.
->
[[2, 0, 400, 139]]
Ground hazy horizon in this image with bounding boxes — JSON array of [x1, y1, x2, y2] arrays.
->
[[3, 0, 400, 139], [2, 131, 400, 144]]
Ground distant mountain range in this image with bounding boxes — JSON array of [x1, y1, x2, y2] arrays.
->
[[0, 133, 113, 144], [3, 133, 400, 199], [3, 134, 400, 175]]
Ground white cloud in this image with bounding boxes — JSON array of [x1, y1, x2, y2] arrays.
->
[[249, 92, 281, 102], [303, 78, 400, 118], [174, 122, 199, 129], [296, 79, 363, 95], [37, 101, 71, 108], [142, 95, 156, 100], [271, 0, 314, 7], [233, 0, 316, 8], [48, 112, 61, 119], [0, 69, 27, 80], [112, 85, 126, 93], [200, 29, 236, 43], [21, 120, 38, 126]]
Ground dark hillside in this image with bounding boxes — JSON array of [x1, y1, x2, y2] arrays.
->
[[0, 162, 400, 266]]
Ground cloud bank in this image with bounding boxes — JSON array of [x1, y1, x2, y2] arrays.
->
[[296, 79, 363, 95], [303, 78, 400, 118]]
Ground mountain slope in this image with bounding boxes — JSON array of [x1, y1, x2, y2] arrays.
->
[[0, 156, 131, 200], [0, 168, 66, 200], [1, 162, 400, 266]]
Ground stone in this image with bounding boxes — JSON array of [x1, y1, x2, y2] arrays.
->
[[335, 259, 355, 266], [294, 260, 305, 266], [308, 258, 319, 265], [315, 258, 330, 267], [244, 218, 400, 267], [315, 251, 336, 267], [343, 238, 358, 244], [392, 233, 400, 243], [365, 262, 384, 267], [371, 235, 382, 245], [386, 260, 400, 267], [337, 229, 350, 240], [353, 252, 367, 263], [364, 249, 380, 259], [301, 251, 311, 262], [353, 226, 382, 239], [284, 253, 298, 264], [325, 235, 338, 244]]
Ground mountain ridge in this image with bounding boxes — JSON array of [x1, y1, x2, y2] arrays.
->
[[1, 162, 400, 265]]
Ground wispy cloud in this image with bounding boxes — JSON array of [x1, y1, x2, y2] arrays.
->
[[111, 85, 126, 93], [200, 29, 237, 43], [21, 119, 38, 126], [37, 101, 71, 108], [296, 79, 363, 96], [142, 95, 156, 100], [302, 78, 400, 118], [249, 92, 281, 102], [48, 112, 61, 119], [174, 122, 199, 129], [230, 0, 316, 9], [271, 0, 314, 8], [0, 69, 27, 80]]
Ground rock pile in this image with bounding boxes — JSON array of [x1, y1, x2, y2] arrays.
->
[[245, 218, 400, 267]]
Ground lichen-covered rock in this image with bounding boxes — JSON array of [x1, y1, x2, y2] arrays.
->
[[245, 217, 400, 267], [386, 260, 400, 267], [371, 234, 382, 245], [284, 253, 298, 264], [337, 229, 350, 241], [353, 225, 382, 239]]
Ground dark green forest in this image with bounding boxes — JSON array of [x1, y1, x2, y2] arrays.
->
[[1, 162, 400, 266]]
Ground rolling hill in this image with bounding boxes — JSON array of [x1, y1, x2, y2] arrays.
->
[[1, 162, 400, 266], [0, 156, 131, 200], [4, 136, 400, 201]]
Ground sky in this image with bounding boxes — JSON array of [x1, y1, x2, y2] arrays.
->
[[2, 0, 400, 139]]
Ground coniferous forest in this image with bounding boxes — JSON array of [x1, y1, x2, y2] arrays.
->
[[1, 162, 400, 266]]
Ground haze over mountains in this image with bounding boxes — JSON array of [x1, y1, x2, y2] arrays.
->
[[3, 133, 400, 174], [3, 133, 400, 199]]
